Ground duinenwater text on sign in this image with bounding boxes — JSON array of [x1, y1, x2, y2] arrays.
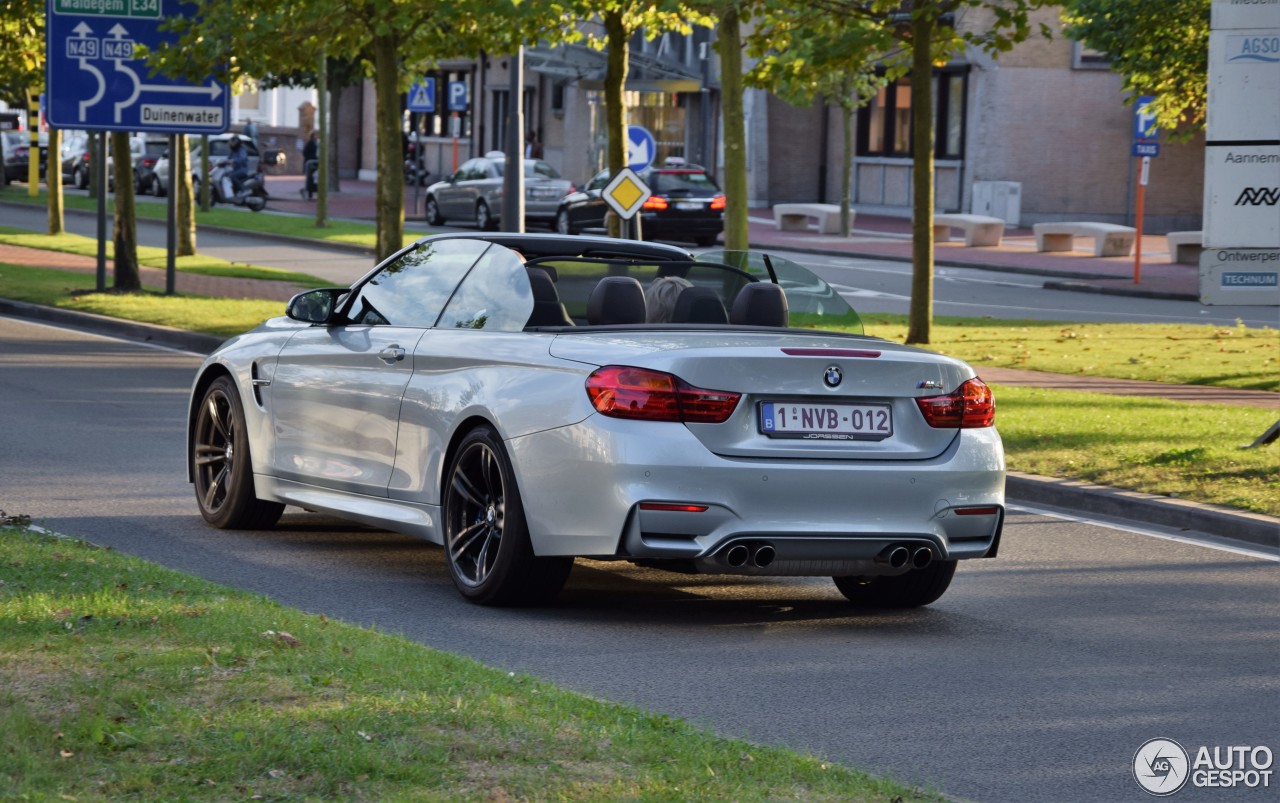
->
[[46, 0, 229, 134]]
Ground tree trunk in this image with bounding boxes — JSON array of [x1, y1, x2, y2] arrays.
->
[[717, 9, 748, 250], [372, 33, 404, 262], [176, 134, 197, 255], [905, 13, 935, 345], [316, 49, 329, 228], [199, 134, 211, 212], [328, 61, 343, 194], [841, 95, 854, 238], [111, 131, 141, 292], [603, 11, 628, 240], [47, 128, 64, 235]]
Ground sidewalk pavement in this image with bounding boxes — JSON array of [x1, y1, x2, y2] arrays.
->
[[262, 174, 1204, 300], [1, 181, 1276, 548]]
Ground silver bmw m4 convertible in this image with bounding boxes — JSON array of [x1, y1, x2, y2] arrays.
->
[[187, 233, 1004, 607]]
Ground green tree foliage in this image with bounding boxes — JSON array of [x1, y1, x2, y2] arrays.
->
[[769, 0, 1049, 344], [1061, 0, 1210, 135], [160, 0, 579, 261], [746, 2, 895, 238], [580, 1, 710, 239], [0, 0, 43, 106]]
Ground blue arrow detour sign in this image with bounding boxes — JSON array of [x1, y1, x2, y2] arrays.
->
[[46, 0, 228, 133]]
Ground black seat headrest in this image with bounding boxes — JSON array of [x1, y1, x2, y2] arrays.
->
[[525, 267, 574, 327], [672, 286, 728, 324], [730, 282, 789, 327], [587, 276, 647, 325], [527, 267, 558, 303]]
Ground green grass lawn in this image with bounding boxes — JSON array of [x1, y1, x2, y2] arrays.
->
[[856, 314, 1278, 392], [0, 524, 933, 802], [994, 385, 1278, 515], [0, 226, 329, 288], [0, 185, 423, 250], [0, 263, 283, 337]]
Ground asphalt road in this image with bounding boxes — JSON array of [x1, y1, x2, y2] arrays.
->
[[2, 316, 1275, 802], [3, 202, 1275, 327]]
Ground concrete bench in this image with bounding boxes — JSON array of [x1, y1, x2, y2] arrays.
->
[[933, 213, 1005, 247], [1166, 231, 1203, 265], [773, 203, 845, 235], [1033, 222, 1136, 257]]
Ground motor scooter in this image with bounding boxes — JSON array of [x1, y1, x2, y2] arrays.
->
[[207, 161, 268, 212]]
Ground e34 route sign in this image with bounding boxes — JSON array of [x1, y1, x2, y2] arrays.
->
[[46, 0, 228, 134]]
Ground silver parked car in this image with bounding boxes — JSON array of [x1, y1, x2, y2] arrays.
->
[[187, 234, 1004, 608], [424, 152, 572, 231]]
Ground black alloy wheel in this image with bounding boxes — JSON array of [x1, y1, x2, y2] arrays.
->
[[425, 196, 444, 226], [191, 375, 284, 530], [442, 426, 571, 605]]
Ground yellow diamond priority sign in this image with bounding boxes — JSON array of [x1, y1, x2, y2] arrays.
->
[[602, 167, 652, 220]]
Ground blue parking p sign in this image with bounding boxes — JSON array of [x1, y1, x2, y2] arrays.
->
[[1134, 95, 1159, 140], [448, 81, 467, 112], [45, 0, 228, 133]]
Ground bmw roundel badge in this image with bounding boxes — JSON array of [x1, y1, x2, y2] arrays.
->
[[824, 365, 843, 388]]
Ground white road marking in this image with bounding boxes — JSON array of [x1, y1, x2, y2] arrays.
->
[[1009, 503, 1279, 562], [0, 315, 206, 357]]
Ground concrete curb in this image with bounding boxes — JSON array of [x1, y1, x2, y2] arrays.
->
[[3, 297, 1273, 551], [1042, 280, 1197, 302], [0, 298, 225, 354], [1006, 472, 1278, 551]]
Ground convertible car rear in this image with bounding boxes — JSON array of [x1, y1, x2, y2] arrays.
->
[[188, 233, 1004, 607]]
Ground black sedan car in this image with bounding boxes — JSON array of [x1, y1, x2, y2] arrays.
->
[[555, 161, 725, 247]]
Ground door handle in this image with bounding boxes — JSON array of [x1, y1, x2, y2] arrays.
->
[[378, 346, 406, 363]]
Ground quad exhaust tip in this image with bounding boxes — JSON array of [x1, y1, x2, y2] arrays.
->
[[722, 541, 777, 569]]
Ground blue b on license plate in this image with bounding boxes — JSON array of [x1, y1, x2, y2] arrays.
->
[[759, 402, 892, 440]]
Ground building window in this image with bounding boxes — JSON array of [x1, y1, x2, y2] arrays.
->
[[857, 68, 967, 160], [1071, 41, 1112, 70]]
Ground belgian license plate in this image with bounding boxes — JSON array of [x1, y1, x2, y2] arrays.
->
[[759, 402, 892, 440], [675, 201, 703, 210]]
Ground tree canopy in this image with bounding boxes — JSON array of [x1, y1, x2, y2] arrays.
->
[[1061, 0, 1210, 136]]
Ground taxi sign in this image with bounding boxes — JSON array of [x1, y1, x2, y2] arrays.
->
[[602, 167, 651, 220]]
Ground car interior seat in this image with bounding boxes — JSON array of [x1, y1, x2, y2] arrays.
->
[[587, 276, 647, 325], [525, 267, 574, 327], [730, 282, 789, 327], [671, 285, 728, 324]]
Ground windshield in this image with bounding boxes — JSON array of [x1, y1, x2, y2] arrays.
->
[[649, 170, 719, 195], [697, 250, 863, 334], [491, 160, 561, 179]]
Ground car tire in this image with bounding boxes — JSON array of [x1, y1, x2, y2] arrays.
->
[[475, 201, 496, 231], [191, 375, 284, 530], [74, 166, 89, 190], [833, 559, 957, 608], [555, 208, 575, 236], [425, 196, 444, 226], [152, 178, 166, 197], [442, 426, 573, 606]]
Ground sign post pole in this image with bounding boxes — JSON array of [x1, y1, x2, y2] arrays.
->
[[26, 90, 40, 197], [1133, 156, 1149, 284]]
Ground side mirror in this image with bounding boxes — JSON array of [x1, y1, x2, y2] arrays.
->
[[286, 287, 349, 325]]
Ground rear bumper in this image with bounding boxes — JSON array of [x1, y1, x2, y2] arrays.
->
[[507, 415, 1005, 571]]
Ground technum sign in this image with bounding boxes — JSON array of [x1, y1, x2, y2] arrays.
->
[[45, 0, 229, 134], [1200, 0, 1280, 306]]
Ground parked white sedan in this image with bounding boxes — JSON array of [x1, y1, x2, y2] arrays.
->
[[188, 233, 1004, 607]]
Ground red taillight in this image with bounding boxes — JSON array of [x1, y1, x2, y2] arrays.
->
[[142, 157, 157, 168], [586, 365, 740, 424], [82, 153, 91, 162], [15, 147, 28, 158], [642, 196, 669, 210], [915, 378, 995, 428], [709, 195, 726, 210]]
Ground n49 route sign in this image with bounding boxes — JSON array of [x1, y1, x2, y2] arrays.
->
[[46, 0, 228, 134]]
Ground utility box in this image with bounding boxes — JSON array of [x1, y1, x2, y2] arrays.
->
[[972, 181, 1022, 227]]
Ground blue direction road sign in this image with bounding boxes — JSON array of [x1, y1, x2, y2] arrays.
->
[[1132, 141, 1160, 157], [46, 0, 228, 134], [1133, 95, 1159, 141], [626, 125, 655, 171], [447, 80, 467, 112], [408, 78, 435, 113]]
